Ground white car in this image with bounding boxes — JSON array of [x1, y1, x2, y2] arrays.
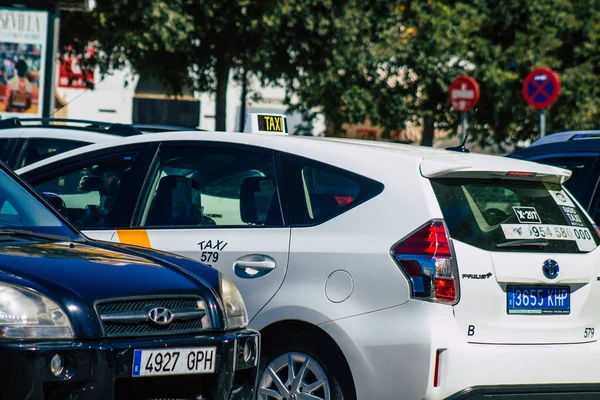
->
[[0, 117, 201, 169], [0, 117, 137, 169], [16, 114, 600, 399]]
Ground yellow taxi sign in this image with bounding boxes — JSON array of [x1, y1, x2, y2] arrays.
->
[[243, 113, 288, 135]]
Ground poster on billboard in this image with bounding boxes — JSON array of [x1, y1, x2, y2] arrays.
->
[[59, 44, 96, 89], [0, 8, 49, 119]]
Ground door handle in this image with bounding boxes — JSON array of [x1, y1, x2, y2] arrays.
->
[[234, 254, 276, 279]]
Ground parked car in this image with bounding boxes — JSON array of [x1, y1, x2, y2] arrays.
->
[[509, 131, 600, 224], [0, 158, 258, 399], [0, 117, 202, 170], [16, 115, 600, 399]]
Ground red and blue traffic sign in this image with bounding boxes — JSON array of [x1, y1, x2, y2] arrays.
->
[[522, 68, 561, 109]]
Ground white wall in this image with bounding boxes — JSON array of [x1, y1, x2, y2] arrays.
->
[[55, 66, 138, 124], [58, 67, 324, 135], [199, 76, 325, 135]]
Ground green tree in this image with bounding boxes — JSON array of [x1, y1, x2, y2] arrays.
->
[[271, 0, 479, 144], [439, 0, 600, 147], [61, 0, 285, 131]]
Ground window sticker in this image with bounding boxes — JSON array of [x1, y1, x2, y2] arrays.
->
[[559, 206, 585, 227], [512, 206, 541, 224], [544, 183, 576, 208], [501, 224, 595, 251]]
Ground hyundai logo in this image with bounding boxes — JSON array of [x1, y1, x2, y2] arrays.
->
[[148, 307, 175, 326], [542, 259, 560, 280]]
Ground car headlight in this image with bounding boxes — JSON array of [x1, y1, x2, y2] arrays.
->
[[0, 283, 74, 339], [220, 275, 248, 330]]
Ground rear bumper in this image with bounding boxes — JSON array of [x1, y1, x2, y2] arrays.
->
[[319, 301, 600, 400], [447, 384, 600, 399], [0, 329, 259, 400]]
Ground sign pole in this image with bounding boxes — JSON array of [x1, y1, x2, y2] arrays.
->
[[461, 112, 468, 142], [43, 7, 59, 118], [539, 109, 546, 139], [448, 76, 480, 149]]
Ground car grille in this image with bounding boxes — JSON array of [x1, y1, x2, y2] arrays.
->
[[96, 296, 211, 337]]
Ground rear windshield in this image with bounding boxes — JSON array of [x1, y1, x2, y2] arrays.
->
[[431, 179, 599, 253]]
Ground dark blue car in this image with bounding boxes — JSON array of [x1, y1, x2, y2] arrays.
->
[[0, 162, 258, 399], [509, 131, 600, 225]]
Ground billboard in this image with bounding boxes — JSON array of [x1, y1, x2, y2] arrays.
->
[[0, 8, 49, 118]]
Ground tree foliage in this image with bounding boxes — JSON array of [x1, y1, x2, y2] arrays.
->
[[272, 0, 600, 146], [61, 0, 284, 131], [60, 0, 600, 146]]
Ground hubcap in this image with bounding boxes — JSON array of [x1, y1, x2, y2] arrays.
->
[[258, 352, 330, 400]]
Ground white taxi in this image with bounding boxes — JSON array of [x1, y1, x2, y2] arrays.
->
[[16, 114, 600, 399]]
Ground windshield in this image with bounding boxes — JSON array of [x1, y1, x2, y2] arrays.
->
[[0, 168, 78, 240], [431, 178, 599, 253]]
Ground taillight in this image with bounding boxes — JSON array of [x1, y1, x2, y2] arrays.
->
[[391, 220, 459, 304]]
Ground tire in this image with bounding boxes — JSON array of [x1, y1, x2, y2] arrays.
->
[[257, 332, 353, 400]]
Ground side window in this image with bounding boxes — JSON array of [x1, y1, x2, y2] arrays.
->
[[281, 154, 384, 226], [138, 146, 282, 227], [0, 194, 19, 226], [0, 139, 10, 163], [18, 139, 89, 168], [31, 154, 136, 229], [535, 156, 599, 208]]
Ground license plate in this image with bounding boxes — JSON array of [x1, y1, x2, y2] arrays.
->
[[132, 347, 216, 377], [507, 286, 570, 315]]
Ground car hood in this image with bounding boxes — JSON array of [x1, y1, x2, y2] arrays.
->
[[0, 240, 221, 338]]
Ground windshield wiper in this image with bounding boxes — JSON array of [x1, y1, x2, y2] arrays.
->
[[495, 238, 549, 248], [0, 229, 73, 242]]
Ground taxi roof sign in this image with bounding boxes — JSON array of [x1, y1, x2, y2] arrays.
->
[[243, 113, 288, 135]]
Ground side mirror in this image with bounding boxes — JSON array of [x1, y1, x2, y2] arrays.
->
[[42, 192, 68, 216]]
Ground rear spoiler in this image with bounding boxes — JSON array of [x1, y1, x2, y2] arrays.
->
[[420, 156, 572, 184]]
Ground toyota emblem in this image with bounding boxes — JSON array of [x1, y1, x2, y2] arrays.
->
[[542, 259, 559, 280], [148, 307, 175, 326]]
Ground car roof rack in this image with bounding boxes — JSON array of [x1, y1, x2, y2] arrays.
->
[[132, 124, 205, 133], [0, 118, 143, 137]]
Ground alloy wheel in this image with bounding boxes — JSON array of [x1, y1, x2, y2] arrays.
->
[[258, 352, 331, 400]]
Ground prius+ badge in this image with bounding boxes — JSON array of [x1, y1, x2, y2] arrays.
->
[[543, 259, 560, 280], [148, 307, 175, 326]]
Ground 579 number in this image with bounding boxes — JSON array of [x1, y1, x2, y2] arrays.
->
[[200, 251, 219, 263], [584, 327, 595, 339]]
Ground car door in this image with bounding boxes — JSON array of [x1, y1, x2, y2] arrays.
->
[[115, 143, 290, 320], [22, 144, 156, 241]]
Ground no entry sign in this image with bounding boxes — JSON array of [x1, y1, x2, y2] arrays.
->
[[449, 76, 480, 112], [522, 68, 561, 109]]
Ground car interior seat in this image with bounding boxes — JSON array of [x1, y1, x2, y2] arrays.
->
[[308, 193, 340, 219], [146, 175, 204, 226], [239, 177, 282, 225]]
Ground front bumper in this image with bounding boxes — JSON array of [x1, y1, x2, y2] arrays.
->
[[0, 329, 259, 400]]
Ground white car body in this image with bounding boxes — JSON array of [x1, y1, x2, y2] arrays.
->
[[16, 128, 600, 399]]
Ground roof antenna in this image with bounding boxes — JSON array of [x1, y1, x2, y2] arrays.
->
[[446, 108, 477, 153]]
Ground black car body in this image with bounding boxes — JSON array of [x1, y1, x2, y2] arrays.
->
[[0, 162, 258, 400], [509, 131, 600, 225]]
